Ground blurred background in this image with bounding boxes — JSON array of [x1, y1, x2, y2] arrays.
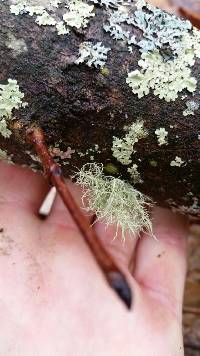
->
[[147, 1, 200, 355]]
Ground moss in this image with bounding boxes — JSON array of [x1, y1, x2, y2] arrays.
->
[[149, 160, 158, 167], [104, 162, 118, 174]]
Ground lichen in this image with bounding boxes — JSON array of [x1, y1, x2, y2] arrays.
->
[[63, 0, 95, 29], [155, 127, 168, 146], [170, 156, 185, 167], [0, 119, 12, 138], [0, 79, 27, 119], [183, 100, 199, 116], [75, 41, 110, 68], [76, 163, 152, 240], [112, 120, 147, 165], [56, 21, 69, 35], [91, 0, 122, 8], [126, 49, 197, 102], [126, 2, 200, 101], [35, 11, 56, 26], [5, 33, 28, 56], [127, 163, 143, 184], [0, 148, 13, 163]]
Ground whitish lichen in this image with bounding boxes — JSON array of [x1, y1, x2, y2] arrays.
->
[[35, 11, 56, 26], [155, 127, 168, 146], [183, 100, 199, 116], [76, 163, 152, 239], [0, 119, 12, 138], [75, 42, 110, 68], [112, 120, 147, 165], [5, 33, 28, 56], [170, 156, 185, 167], [63, 0, 95, 29], [56, 21, 69, 35]]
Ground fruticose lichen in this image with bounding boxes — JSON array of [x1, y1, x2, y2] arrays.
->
[[76, 163, 152, 239], [75, 42, 111, 68], [183, 100, 199, 116], [112, 120, 147, 165], [170, 156, 185, 167], [155, 127, 168, 146]]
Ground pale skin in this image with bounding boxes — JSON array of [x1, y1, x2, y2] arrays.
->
[[0, 161, 188, 356]]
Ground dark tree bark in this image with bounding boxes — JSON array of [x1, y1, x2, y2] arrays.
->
[[0, 0, 200, 217]]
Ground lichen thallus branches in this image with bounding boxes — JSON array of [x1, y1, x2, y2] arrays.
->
[[26, 127, 132, 309]]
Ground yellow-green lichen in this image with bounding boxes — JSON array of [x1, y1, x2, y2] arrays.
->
[[76, 163, 152, 240]]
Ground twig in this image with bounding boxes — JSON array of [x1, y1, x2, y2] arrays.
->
[[26, 127, 132, 309]]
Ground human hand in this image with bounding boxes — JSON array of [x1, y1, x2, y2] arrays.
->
[[0, 161, 188, 356]]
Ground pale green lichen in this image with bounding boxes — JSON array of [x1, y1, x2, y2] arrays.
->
[[0, 79, 27, 119], [126, 48, 197, 102], [0, 119, 12, 138], [63, 0, 95, 29], [183, 100, 199, 116], [155, 127, 168, 146], [0, 78, 27, 138], [35, 11, 56, 26], [55, 21, 69, 35], [112, 120, 147, 165], [0, 148, 13, 163], [127, 164, 143, 184], [76, 163, 152, 240], [75, 41, 111, 68], [126, 2, 200, 101], [170, 156, 185, 167]]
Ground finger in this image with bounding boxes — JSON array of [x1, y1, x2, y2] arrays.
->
[[45, 180, 94, 229], [94, 220, 139, 269], [0, 161, 49, 213], [134, 207, 188, 319]]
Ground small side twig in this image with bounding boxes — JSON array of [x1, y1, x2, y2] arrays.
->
[[26, 127, 132, 309]]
